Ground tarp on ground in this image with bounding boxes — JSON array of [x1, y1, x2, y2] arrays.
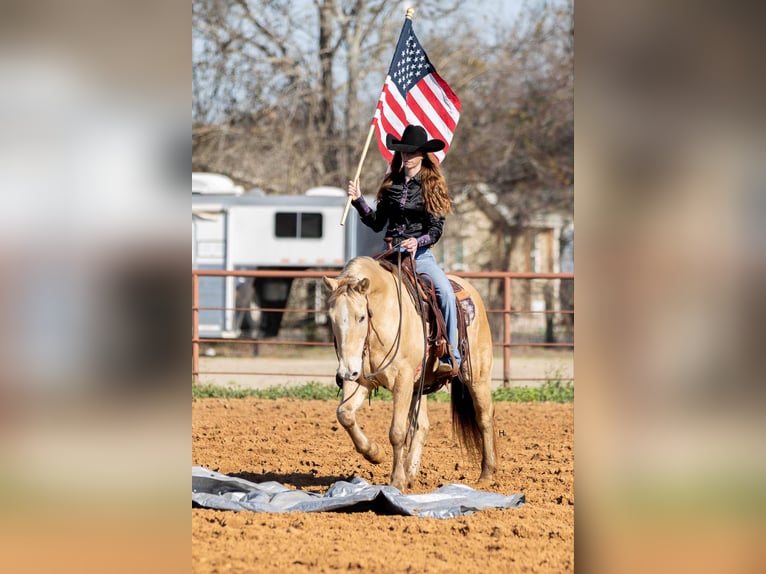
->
[[193, 466, 525, 519]]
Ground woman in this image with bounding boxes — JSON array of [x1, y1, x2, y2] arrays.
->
[[347, 124, 459, 378]]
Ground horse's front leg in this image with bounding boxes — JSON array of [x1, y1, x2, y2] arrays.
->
[[389, 376, 414, 490], [337, 381, 385, 464], [405, 395, 429, 489]]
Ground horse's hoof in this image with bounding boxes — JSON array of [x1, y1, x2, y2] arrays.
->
[[364, 443, 385, 464], [477, 472, 496, 485]]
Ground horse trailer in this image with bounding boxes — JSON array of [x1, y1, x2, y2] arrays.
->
[[192, 172, 383, 339]]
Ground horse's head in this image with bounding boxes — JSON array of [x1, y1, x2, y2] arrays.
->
[[322, 275, 370, 385]]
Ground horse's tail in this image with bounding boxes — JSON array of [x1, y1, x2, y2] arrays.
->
[[450, 376, 483, 460]]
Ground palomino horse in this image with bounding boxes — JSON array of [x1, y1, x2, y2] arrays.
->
[[323, 255, 497, 491]]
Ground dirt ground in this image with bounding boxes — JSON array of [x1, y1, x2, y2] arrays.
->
[[192, 398, 574, 573]]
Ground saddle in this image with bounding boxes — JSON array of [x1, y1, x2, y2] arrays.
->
[[375, 246, 475, 394]]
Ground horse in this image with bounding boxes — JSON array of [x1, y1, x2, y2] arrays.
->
[[322, 255, 497, 491]]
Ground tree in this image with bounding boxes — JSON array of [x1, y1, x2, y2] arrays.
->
[[192, 0, 459, 192], [192, 0, 573, 221], [438, 0, 574, 221]]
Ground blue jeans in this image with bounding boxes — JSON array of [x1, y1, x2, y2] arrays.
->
[[409, 247, 460, 366]]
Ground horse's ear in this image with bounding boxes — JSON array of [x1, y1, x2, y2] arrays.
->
[[322, 277, 338, 293], [356, 278, 370, 294]]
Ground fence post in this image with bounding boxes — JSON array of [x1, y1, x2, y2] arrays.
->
[[192, 272, 200, 385], [503, 275, 511, 388]]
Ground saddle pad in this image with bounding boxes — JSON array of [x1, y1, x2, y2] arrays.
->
[[449, 279, 476, 325]]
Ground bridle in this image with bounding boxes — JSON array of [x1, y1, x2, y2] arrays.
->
[[331, 253, 405, 390]]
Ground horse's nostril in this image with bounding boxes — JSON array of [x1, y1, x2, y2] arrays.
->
[[350, 371, 359, 380]]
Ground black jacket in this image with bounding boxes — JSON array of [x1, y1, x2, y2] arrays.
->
[[352, 173, 445, 248]]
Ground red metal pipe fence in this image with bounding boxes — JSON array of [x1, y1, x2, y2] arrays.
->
[[192, 269, 574, 387]]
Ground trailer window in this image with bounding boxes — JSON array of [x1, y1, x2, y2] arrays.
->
[[274, 212, 323, 239], [300, 213, 322, 238], [275, 213, 298, 237]]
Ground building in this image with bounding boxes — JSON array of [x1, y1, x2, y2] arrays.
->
[[435, 183, 574, 344]]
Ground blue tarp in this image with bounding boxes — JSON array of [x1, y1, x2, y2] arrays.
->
[[193, 466, 525, 519]]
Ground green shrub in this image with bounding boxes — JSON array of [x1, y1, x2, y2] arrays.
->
[[492, 379, 574, 403], [192, 379, 573, 402], [192, 382, 338, 400]]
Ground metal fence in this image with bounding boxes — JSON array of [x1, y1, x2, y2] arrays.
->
[[192, 269, 574, 387]]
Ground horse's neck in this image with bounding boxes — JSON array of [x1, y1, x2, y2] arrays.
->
[[366, 272, 396, 321], [366, 266, 420, 344]]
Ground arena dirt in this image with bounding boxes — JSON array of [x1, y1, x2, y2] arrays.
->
[[192, 398, 574, 573]]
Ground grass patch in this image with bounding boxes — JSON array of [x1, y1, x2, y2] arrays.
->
[[492, 379, 574, 403], [192, 379, 573, 402], [192, 382, 339, 400]]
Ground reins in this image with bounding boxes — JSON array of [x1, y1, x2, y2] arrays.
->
[[362, 249, 406, 381], [361, 247, 429, 447], [406, 259, 429, 448]]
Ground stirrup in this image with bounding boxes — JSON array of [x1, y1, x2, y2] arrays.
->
[[434, 349, 459, 379], [434, 362, 453, 378]]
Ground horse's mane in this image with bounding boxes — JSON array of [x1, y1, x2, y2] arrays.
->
[[339, 256, 378, 280], [328, 257, 388, 304]]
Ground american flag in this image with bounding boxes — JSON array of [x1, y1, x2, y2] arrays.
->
[[372, 18, 461, 164]]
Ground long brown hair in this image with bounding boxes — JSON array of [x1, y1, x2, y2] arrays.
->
[[376, 152, 452, 217]]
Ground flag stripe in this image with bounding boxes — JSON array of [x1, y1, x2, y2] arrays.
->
[[372, 115, 393, 162], [429, 72, 462, 114], [406, 92, 450, 152], [373, 79, 409, 161], [421, 73, 460, 129], [407, 85, 456, 162], [380, 80, 408, 132], [408, 86, 452, 145]]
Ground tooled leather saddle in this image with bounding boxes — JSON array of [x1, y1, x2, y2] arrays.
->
[[374, 247, 476, 394]]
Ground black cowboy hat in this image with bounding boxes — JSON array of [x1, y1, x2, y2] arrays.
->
[[385, 125, 445, 153]]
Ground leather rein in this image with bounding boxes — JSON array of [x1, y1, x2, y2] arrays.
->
[[362, 252, 403, 382], [360, 248, 430, 447], [361, 248, 407, 381]]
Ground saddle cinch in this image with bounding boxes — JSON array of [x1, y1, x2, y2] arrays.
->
[[374, 244, 474, 394]]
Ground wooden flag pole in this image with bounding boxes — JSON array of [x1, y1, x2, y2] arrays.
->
[[340, 6, 415, 227], [340, 123, 375, 226]]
